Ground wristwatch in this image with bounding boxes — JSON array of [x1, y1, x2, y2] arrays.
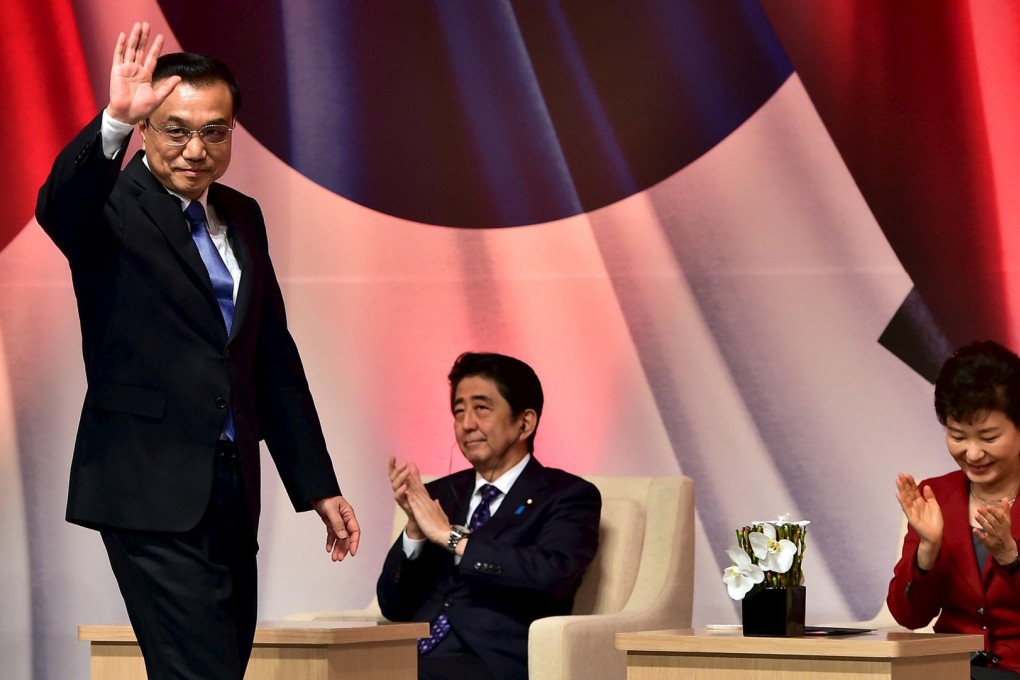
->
[[1002, 552, 1020, 574], [447, 525, 471, 554]]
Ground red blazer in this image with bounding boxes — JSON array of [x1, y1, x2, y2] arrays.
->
[[887, 470, 1020, 672]]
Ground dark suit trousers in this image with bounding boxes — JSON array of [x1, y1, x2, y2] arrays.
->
[[101, 441, 257, 680], [418, 625, 494, 680]]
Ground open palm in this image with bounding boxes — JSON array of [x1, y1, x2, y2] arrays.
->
[[107, 22, 180, 124], [896, 473, 944, 545]]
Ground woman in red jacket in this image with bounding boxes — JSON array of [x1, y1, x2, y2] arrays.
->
[[890, 341, 1020, 679]]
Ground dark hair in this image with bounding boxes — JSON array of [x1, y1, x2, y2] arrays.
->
[[448, 352, 544, 453], [934, 340, 1020, 426], [153, 52, 242, 115]]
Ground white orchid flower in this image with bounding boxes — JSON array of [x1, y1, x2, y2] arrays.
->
[[722, 547, 765, 600], [748, 523, 798, 573]]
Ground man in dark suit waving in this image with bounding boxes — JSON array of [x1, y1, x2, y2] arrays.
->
[[380, 352, 601, 680], [35, 22, 360, 680]]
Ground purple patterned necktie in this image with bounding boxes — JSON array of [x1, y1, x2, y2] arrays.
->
[[468, 484, 502, 531], [418, 484, 503, 655], [185, 201, 235, 441]]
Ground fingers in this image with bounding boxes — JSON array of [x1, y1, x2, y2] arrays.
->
[[312, 496, 359, 561], [404, 489, 448, 543], [345, 514, 362, 557], [327, 531, 352, 561], [324, 499, 361, 561], [405, 485, 428, 512], [973, 502, 1013, 561], [151, 76, 181, 107], [114, 22, 164, 72], [389, 458, 415, 515], [975, 504, 1011, 530], [113, 31, 127, 64], [895, 474, 922, 515], [143, 31, 164, 71], [389, 457, 409, 489], [121, 22, 148, 67], [406, 463, 427, 494], [896, 473, 918, 494], [339, 499, 360, 554]]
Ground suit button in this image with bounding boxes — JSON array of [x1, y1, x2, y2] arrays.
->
[[444, 600, 452, 608], [977, 607, 985, 617], [215, 397, 227, 409], [224, 348, 231, 359]]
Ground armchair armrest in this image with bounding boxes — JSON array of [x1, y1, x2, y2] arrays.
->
[[529, 609, 682, 680]]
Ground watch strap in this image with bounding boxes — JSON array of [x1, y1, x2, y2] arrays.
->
[[447, 525, 471, 553]]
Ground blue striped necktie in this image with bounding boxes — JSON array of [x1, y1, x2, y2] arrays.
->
[[185, 201, 235, 334], [184, 200, 236, 441]]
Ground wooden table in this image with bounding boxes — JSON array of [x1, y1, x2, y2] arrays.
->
[[79, 620, 429, 680], [615, 628, 984, 680]]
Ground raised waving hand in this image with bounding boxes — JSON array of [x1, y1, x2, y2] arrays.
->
[[107, 22, 181, 124]]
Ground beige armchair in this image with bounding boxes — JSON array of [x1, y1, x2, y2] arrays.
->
[[290, 474, 696, 680]]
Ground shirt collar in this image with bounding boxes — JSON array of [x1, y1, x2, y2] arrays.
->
[[141, 155, 209, 215], [474, 453, 530, 497]]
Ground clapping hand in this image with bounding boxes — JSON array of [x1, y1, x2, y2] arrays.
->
[[388, 457, 450, 545], [896, 473, 943, 570], [974, 499, 1018, 566]]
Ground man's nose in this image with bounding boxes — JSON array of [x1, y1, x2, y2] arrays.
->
[[461, 410, 477, 430], [182, 135, 207, 159]]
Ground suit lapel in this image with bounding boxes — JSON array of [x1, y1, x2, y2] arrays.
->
[[124, 156, 210, 286], [484, 457, 549, 533]]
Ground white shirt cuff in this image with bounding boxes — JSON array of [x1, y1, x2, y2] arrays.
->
[[101, 110, 135, 159], [401, 530, 426, 560]]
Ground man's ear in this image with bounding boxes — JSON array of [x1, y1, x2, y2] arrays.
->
[[519, 410, 537, 437], [136, 121, 147, 150]]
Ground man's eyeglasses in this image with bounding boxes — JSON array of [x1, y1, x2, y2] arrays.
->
[[145, 119, 235, 146]]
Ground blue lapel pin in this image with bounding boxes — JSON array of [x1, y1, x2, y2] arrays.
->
[[515, 498, 533, 515]]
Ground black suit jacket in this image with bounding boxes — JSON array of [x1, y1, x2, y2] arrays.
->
[[377, 457, 601, 680], [36, 112, 341, 533]]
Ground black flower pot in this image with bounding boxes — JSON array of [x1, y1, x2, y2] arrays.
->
[[741, 585, 806, 637]]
